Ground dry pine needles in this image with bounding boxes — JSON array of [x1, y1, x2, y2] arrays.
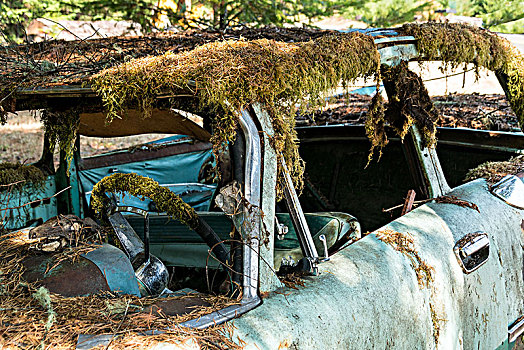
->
[[0, 231, 241, 349]]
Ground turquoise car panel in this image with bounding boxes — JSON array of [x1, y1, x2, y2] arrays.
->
[[79, 144, 217, 211], [0, 176, 58, 230], [125, 212, 346, 268], [230, 180, 524, 349]]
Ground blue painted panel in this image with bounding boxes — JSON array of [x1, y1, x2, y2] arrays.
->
[[83, 244, 141, 296], [79, 145, 217, 211], [79, 149, 212, 187]]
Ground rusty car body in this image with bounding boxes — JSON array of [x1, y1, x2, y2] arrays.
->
[[1, 26, 523, 349]]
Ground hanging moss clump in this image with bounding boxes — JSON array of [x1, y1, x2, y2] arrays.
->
[[402, 22, 524, 129], [0, 162, 46, 190], [382, 61, 439, 146], [91, 173, 199, 229], [40, 108, 80, 172], [90, 33, 380, 192], [364, 93, 387, 163], [365, 62, 439, 161]]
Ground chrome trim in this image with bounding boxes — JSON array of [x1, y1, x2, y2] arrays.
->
[[107, 212, 144, 261], [318, 234, 330, 262], [453, 232, 490, 274], [116, 205, 148, 217], [491, 174, 524, 210], [179, 298, 262, 329], [281, 157, 320, 273], [509, 316, 524, 343], [76, 299, 262, 348], [238, 108, 262, 301]]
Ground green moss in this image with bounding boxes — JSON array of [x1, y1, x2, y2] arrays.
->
[[0, 162, 46, 190], [40, 108, 80, 173], [382, 61, 439, 147], [91, 173, 199, 230], [365, 92, 387, 164], [90, 33, 380, 193], [402, 22, 524, 129], [464, 155, 524, 183]]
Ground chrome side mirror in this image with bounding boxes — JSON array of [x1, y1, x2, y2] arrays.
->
[[491, 174, 524, 210]]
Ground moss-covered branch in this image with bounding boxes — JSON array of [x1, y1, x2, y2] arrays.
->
[[91, 173, 199, 230]]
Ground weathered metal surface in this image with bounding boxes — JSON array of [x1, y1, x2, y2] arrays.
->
[[230, 179, 524, 349], [0, 176, 58, 230], [253, 103, 282, 293], [82, 244, 141, 296], [407, 125, 451, 197], [22, 253, 111, 297]]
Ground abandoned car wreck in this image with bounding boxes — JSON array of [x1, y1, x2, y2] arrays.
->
[[0, 23, 523, 349]]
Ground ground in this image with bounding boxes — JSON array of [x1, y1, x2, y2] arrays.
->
[[0, 90, 519, 166]]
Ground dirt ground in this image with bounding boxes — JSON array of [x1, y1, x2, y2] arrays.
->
[[1, 90, 519, 166], [301, 93, 519, 131], [0, 111, 168, 165]]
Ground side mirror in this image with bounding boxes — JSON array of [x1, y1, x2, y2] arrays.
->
[[491, 173, 524, 210]]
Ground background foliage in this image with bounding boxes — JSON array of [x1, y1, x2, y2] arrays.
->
[[1, 0, 522, 43]]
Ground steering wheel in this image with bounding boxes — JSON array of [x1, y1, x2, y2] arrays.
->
[[91, 173, 231, 269]]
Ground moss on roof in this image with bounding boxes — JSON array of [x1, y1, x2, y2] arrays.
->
[[402, 22, 524, 129], [89, 32, 380, 192], [1, 23, 522, 191]]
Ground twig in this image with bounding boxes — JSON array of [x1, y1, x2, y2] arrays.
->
[[104, 300, 131, 350], [0, 180, 25, 188], [383, 195, 479, 213], [383, 198, 432, 213], [0, 186, 71, 212]]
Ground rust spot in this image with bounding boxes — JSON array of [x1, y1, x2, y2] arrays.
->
[[22, 254, 110, 297], [142, 297, 210, 317]]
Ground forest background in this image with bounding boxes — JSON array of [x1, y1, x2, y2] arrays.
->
[[1, 0, 523, 43]]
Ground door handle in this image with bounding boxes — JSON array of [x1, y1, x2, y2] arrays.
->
[[453, 232, 490, 274]]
